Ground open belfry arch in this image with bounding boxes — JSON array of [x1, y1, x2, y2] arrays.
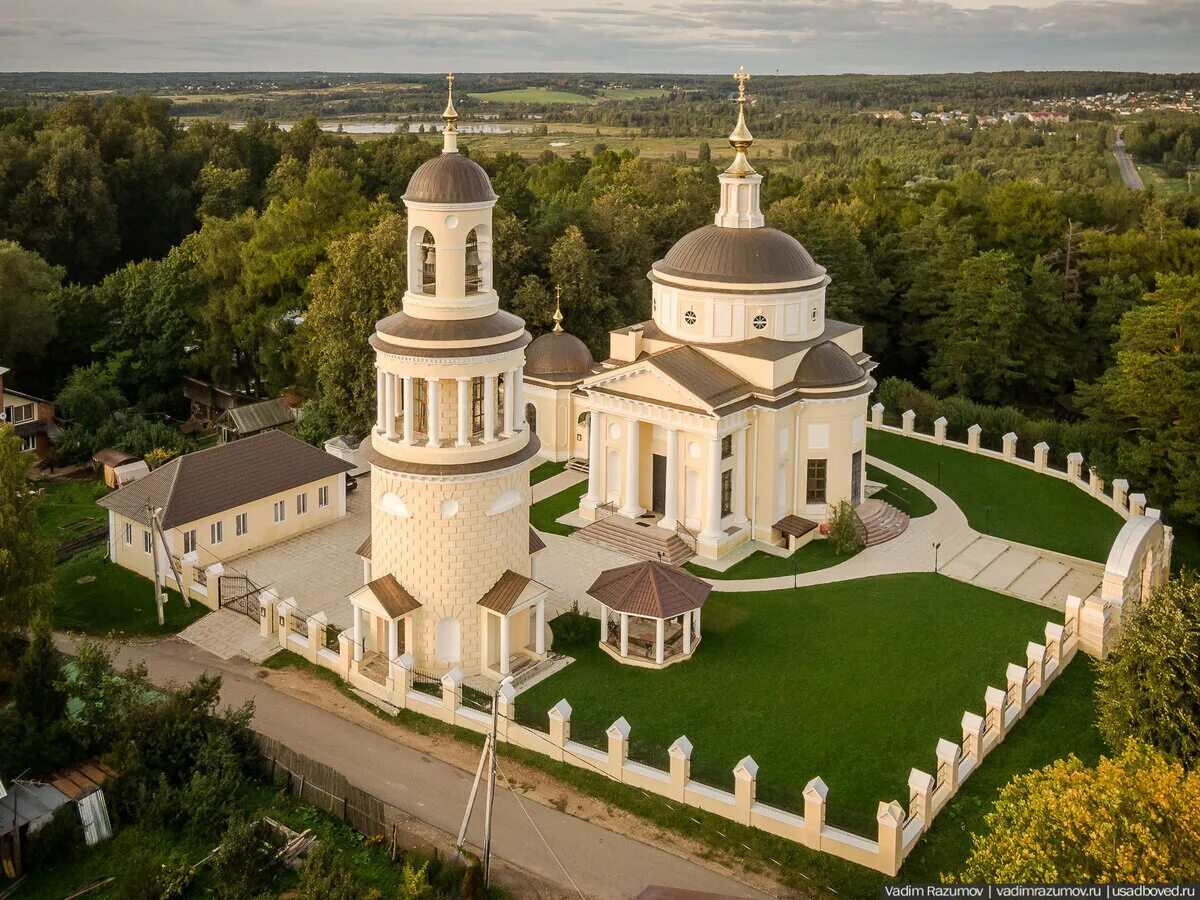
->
[[351, 75, 546, 679]]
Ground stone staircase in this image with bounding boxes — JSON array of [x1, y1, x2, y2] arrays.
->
[[574, 515, 694, 565], [855, 499, 910, 547], [565, 457, 589, 474]]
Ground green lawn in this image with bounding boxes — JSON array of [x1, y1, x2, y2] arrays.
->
[[598, 88, 669, 100], [529, 479, 587, 535], [520, 573, 1059, 829], [35, 477, 111, 540], [684, 537, 856, 580], [529, 460, 566, 485], [899, 657, 1105, 881], [469, 88, 594, 105], [867, 462, 937, 519], [868, 429, 1124, 562], [53, 547, 208, 636]]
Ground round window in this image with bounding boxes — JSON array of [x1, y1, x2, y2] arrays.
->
[[752, 314, 768, 330], [683, 309, 697, 326]]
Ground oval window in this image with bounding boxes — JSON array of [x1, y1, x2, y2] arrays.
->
[[683, 309, 697, 326], [752, 314, 767, 330]]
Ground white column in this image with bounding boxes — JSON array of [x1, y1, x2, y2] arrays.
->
[[499, 613, 511, 676], [352, 608, 363, 662], [734, 426, 747, 525], [683, 610, 693, 654], [483, 374, 497, 443], [389, 617, 399, 659], [375, 368, 386, 433], [502, 369, 516, 437], [619, 418, 643, 517], [663, 427, 680, 528], [535, 598, 546, 655], [456, 377, 470, 447], [383, 373, 397, 440], [584, 411, 602, 505], [620, 613, 629, 657], [694, 607, 701, 638], [402, 377, 415, 444], [515, 366, 526, 429], [426, 378, 440, 447], [655, 617, 665, 665], [700, 436, 722, 541]]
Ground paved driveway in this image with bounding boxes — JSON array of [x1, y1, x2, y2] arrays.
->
[[232, 475, 371, 631]]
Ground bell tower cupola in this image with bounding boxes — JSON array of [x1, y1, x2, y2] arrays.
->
[[714, 66, 765, 230]]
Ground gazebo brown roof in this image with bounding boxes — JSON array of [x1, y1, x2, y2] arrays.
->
[[587, 561, 711, 619]]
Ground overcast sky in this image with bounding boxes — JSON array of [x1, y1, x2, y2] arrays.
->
[[1, 0, 1194, 74]]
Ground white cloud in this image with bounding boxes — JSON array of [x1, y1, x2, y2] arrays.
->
[[0, 0, 1193, 73]]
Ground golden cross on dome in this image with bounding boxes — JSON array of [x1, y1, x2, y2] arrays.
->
[[733, 65, 751, 101], [552, 285, 564, 333]]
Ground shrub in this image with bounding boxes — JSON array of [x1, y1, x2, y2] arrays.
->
[[828, 501, 864, 556], [1096, 575, 1200, 767], [551, 600, 595, 646], [209, 815, 282, 900], [13, 616, 67, 728], [26, 803, 81, 870], [953, 740, 1200, 882], [297, 840, 360, 900]]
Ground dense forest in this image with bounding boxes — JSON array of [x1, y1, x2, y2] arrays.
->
[[0, 92, 1197, 526]]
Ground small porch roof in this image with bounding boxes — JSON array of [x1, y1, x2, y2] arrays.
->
[[349, 573, 421, 620], [356, 535, 372, 560], [478, 569, 551, 615], [774, 515, 818, 538], [587, 560, 711, 619], [529, 527, 546, 554]]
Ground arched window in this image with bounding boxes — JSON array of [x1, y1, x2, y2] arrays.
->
[[465, 229, 482, 294], [419, 229, 436, 294], [577, 411, 590, 427], [437, 617, 461, 663], [525, 403, 537, 434]]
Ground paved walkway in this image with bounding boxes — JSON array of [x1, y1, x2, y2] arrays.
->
[[533, 467, 588, 502], [532, 456, 1103, 611], [62, 635, 771, 900], [178, 608, 279, 662]]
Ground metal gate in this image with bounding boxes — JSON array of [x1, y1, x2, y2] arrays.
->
[[218, 572, 262, 621]]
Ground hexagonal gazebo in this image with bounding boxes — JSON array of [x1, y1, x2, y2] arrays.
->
[[587, 560, 711, 668]]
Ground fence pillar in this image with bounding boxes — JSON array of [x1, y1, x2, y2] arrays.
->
[[1079, 598, 1114, 659], [907, 769, 933, 826], [1002, 432, 1018, 461], [259, 592, 277, 638], [441, 667, 463, 723], [802, 777, 828, 849], [310, 621, 327, 664], [1067, 452, 1084, 482], [1025, 642, 1047, 697], [901, 409, 916, 434], [733, 756, 758, 826], [1111, 478, 1129, 513], [606, 717, 630, 778], [1044, 623, 1065, 679], [871, 402, 884, 427], [668, 736, 692, 800], [1033, 441, 1050, 472], [876, 801, 905, 877], [1089, 468, 1104, 497], [933, 416, 948, 444], [1006, 663, 1027, 721], [984, 686, 1006, 745], [935, 738, 960, 798], [967, 424, 982, 453], [1128, 493, 1147, 517], [396, 652, 414, 698], [336, 631, 352, 678], [548, 700, 572, 760], [961, 712, 984, 761], [497, 681, 517, 741], [277, 598, 294, 649]]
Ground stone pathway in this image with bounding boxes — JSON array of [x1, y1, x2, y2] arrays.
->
[[532, 467, 587, 503], [531, 456, 1103, 612], [178, 609, 278, 662]]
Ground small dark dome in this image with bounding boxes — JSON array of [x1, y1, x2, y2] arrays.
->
[[403, 152, 497, 205], [526, 331, 594, 379], [794, 342, 864, 388], [654, 225, 825, 285]]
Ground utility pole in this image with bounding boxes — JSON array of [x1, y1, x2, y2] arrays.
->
[[146, 503, 165, 626], [483, 688, 499, 889], [152, 507, 189, 608]]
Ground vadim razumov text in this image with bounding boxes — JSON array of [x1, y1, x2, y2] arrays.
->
[[882, 886, 1200, 899]]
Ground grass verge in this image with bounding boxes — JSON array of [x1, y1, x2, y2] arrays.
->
[[867, 462, 937, 518], [529, 480, 587, 536], [684, 538, 857, 580], [529, 460, 566, 485]]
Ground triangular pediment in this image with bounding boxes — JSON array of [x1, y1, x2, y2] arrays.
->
[[583, 362, 714, 412]]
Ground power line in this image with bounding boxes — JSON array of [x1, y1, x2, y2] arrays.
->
[[494, 759, 586, 900]]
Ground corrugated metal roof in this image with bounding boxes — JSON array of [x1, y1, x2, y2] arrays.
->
[[221, 397, 296, 435], [97, 430, 352, 528]]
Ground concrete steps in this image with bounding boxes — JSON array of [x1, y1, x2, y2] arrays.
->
[[565, 457, 589, 474], [856, 499, 910, 547], [574, 515, 694, 566]]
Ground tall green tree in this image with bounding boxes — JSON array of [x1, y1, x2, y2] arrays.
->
[[55, 362, 127, 432], [549, 225, 612, 352], [0, 427, 54, 636], [0, 239, 62, 363]]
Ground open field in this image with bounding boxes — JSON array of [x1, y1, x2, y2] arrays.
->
[[598, 88, 670, 100], [1135, 162, 1197, 194], [867, 429, 1125, 562], [469, 87, 595, 105], [35, 477, 110, 540], [519, 573, 1059, 829]]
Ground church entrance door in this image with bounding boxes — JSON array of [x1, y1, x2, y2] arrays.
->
[[851, 450, 863, 506], [651, 454, 667, 516]]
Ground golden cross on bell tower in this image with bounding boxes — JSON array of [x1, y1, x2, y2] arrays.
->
[[443, 72, 458, 129], [733, 65, 751, 102], [552, 285, 564, 333]]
